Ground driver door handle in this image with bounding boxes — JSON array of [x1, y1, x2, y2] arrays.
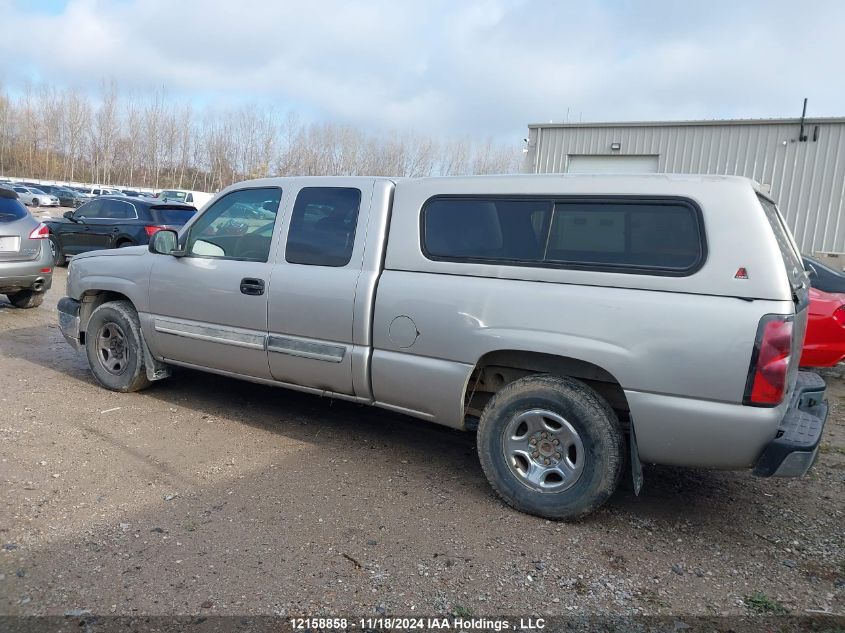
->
[[240, 278, 265, 296]]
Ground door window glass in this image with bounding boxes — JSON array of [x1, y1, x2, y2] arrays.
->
[[187, 187, 281, 262], [77, 200, 105, 218], [285, 187, 362, 267], [103, 200, 136, 219]]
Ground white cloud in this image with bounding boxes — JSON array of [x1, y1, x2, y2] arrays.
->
[[0, 0, 843, 140]]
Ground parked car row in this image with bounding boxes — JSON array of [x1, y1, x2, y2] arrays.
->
[[6, 184, 60, 207], [0, 179, 213, 210]]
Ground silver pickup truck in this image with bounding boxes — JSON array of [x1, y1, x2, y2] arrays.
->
[[57, 174, 828, 519]]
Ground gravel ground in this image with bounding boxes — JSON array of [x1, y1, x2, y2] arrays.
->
[[0, 268, 843, 618]]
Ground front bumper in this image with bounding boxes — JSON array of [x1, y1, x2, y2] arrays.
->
[[58, 296, 81, 350], [753, 371, 828, 477]]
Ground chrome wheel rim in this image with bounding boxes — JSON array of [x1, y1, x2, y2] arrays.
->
[[95, 321, 129, 375], [502, 408, 585, 493]]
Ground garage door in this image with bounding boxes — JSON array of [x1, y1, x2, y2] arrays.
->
[[567, 154, 660, 173]]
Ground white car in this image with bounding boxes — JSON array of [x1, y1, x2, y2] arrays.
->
[[12, 186, 60, 207], [158, 189, 213, 209], [80, 186, 124, 197]]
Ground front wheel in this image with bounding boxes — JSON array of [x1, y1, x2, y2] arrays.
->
[[477, 374, 624, 520], [31, 198, 40, 207], [6, 289, 45, 309], [85, 300, 151, 392]]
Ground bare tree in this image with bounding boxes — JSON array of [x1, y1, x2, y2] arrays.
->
[[0, 80, 520, 187]]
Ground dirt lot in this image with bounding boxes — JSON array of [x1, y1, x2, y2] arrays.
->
[[1, 268, 843, 618]]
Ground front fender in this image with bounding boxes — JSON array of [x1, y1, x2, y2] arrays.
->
[[67, 250, 153, 312]]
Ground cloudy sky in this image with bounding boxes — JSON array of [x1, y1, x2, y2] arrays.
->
[[0, 0, 842, 141]]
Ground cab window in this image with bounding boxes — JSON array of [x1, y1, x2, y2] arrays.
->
[[186, 188, 281, 262], [285, 187, 361, 267]]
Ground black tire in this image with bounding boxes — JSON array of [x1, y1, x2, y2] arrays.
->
[[85, 300, 151, 392], [117, 241, 135, 248], [49, 235, 66, 267], [477, 374, 624, 520], [6, 289, 45, 309], [31, 198, 40, 207]]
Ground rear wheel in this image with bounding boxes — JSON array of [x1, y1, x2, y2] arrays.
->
[[85, 300, 151, 392], [31, 198, 40, 207], [7, 289, 45, 309], [117, 241, 135, 248], [49, 235, 66, 266], [477, 374, 624, 520]]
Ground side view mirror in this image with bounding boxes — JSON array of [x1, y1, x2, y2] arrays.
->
[[805, 263, 818, 279], [63, 210, 77, 222], [148, 229, 186, 256]]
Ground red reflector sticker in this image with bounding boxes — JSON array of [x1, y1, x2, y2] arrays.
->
[[735, 267, 749, 279]]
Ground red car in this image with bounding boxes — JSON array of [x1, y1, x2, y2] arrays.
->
[[800, 287, 845, 367]]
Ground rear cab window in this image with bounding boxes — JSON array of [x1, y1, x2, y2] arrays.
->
[[422, 196, 705, 275]]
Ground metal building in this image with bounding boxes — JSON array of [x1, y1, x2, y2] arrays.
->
[[523, 117, 845, 254]]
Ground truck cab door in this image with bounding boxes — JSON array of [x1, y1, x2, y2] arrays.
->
[[267, 180, 380, 397], [145, 186, 283, 379]]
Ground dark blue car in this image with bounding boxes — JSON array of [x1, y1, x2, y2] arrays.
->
[[45, 196, 197, 265]]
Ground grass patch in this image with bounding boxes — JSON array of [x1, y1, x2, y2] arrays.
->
[[453, 605, 473, 618], [744, 592, 790, 615]]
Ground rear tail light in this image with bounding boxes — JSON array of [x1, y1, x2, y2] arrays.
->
[[834, 305, 845, 326], [144, 225, 165, 237], [743, 315, 793, 407], [28, 223, 49, 239]]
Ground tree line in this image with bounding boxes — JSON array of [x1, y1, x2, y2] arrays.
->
[[0, 82, 520, 192]]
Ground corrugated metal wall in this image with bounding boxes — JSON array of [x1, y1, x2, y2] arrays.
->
[[524, 120, 845, 254]]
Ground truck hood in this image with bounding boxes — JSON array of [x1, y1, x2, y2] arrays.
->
[[72, 245, 148, 261]]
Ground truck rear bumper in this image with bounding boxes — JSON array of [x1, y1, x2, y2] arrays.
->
[[58, 296, 81, 350], [753, 371, 827, 478]]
